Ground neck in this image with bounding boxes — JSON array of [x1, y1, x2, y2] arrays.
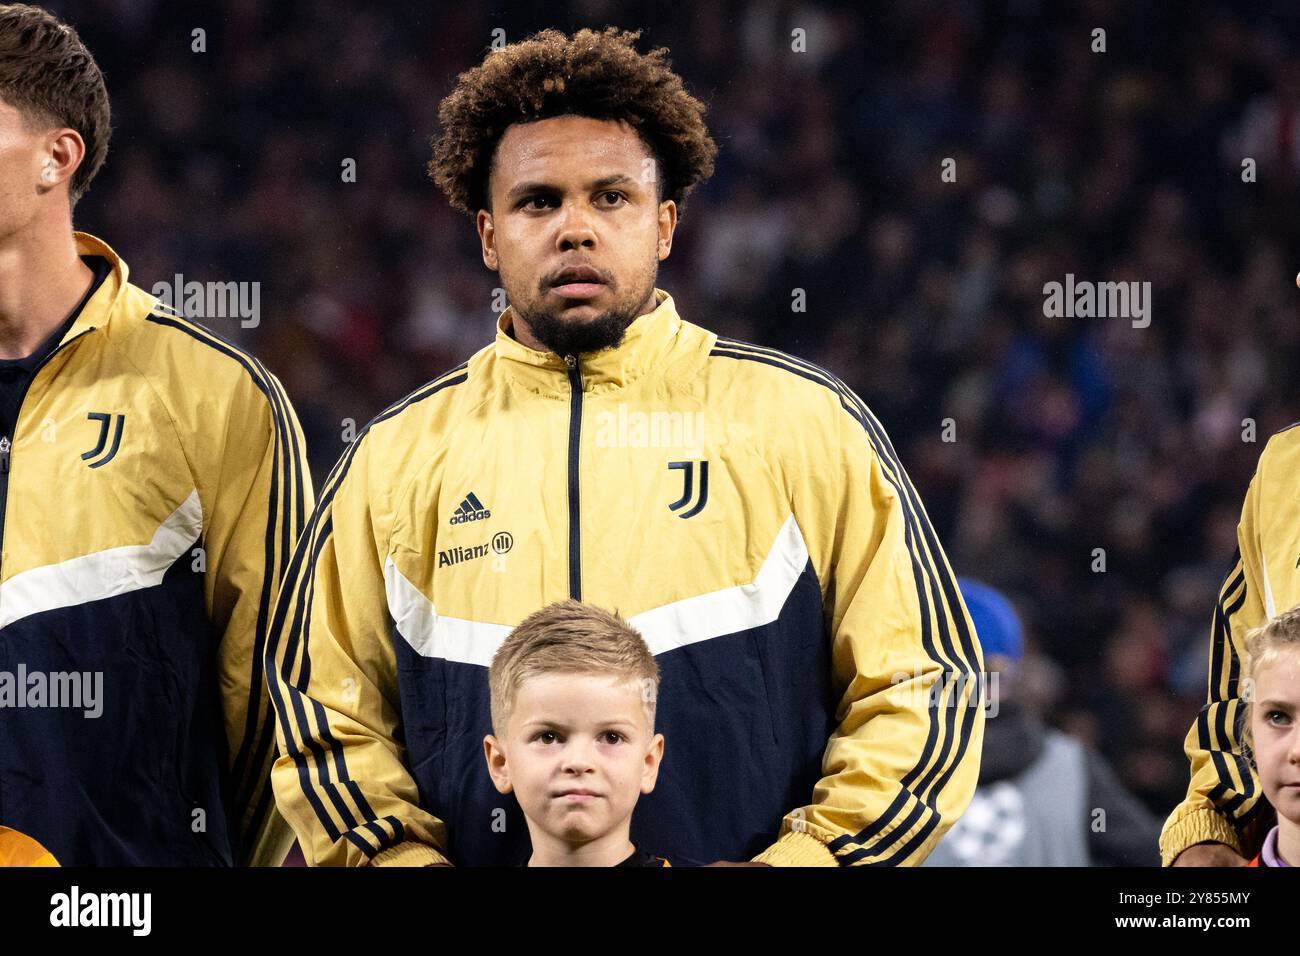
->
[[1277, 817, 1300, 867], [526, 823, 636, 867], [0, 221, 93, 360]]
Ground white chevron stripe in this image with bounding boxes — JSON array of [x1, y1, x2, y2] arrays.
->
[[384, 557, 513, 662], [0, 489, 203, 630], [384, 512, 810, 665]]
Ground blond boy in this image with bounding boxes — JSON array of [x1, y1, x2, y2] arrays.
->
[[484, 600, 668, 866]]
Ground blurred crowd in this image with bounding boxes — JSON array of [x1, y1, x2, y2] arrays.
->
[[61, 0, 1300, 826]]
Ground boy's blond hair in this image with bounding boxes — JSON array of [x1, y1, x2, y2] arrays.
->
[[1241, 604, 1300, 758], [488, 599, 660, 738]]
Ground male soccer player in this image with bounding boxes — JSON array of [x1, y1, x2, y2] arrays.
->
[[267, 26, 984, 867], [0, 4, 311, 865], [1161, 426, 1300, 865]]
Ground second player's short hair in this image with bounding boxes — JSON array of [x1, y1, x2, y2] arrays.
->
[[0, 3, 110, 204], [428, 26, 717, 219], [1241, 603, 1300, 758], [488, 599, 660, 738]]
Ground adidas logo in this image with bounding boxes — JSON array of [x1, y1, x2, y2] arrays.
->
[[450, 491, 492, 525]]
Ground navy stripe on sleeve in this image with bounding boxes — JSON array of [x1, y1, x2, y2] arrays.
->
[[710, 339, 982, 864], [144, 312, 305, 856], [263, 364, 468, 853]]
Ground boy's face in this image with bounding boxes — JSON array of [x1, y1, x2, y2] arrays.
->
[[484, 671, 664, 846], [1250, 651, 1300, 825]]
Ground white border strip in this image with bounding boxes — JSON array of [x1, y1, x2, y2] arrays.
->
[[385, 513, 810, 665], [0, 489, 203, 630]]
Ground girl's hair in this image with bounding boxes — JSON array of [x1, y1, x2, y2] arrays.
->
[[1241, 604, 1300, 759]]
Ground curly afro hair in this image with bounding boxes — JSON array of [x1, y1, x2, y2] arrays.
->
[[429, 26, 717, 219]]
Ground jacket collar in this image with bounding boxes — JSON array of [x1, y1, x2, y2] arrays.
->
[[59, 231, 129, 347], [494, 288, 681, 395]]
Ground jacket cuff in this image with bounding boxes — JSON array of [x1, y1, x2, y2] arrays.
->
[[368, 841, 451, 867], [1159, 807, 1242, 866], [751, 829, 839, 867]]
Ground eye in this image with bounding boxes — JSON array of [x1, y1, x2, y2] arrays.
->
[[533, 730, 559, 744], [1266, 710, 1292, 726], [520, 194, 556, 210], [601, 731, 625, 745], [598, 191, 626, 206]]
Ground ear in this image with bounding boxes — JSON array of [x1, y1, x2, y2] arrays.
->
[[483, 734, 514, 794], [38, 128, 86, 195], [477, 209, 498, 272], [640, 733, 665, 794], [655, 200, 677, 261]]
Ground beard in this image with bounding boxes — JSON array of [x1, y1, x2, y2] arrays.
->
[[514, 298, 641, 357], [512, 254, 659, 357]]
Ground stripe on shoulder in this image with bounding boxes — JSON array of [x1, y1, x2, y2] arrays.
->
[[146, 311, 279, 394], [313, 362, 471, 512], [151, 299, 184, 318], [710, 336, 866, 417], [368, 362, 471, 431]]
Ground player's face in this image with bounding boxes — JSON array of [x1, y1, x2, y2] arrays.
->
[[492, 672, 663, 847], [478, 114, 676, 355], [0, 98, 45, 244], [1250, 650, 1300, 826]]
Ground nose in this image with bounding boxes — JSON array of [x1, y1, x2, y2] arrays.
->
[[556, 199, 597, 252], [559, 737, 596, 774]]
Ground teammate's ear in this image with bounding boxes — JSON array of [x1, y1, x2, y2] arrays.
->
[[41, 127, 85, 191]]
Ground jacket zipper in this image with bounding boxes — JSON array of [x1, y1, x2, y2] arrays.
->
[[0, 328, 93, 584], [564, 354, 583, 600]]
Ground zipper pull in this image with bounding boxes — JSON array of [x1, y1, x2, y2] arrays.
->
[[563, 354, 582, 389], [0, 436, 9, 474]]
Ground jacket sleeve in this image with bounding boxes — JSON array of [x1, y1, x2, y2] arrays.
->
[[1159, 461, 1272, 865], [752, 392, 985, 866], [203, 368, 314, 866], [264, 426, 450, 867]]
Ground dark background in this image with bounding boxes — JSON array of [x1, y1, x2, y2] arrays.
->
[[53, 0, 1300, 829]]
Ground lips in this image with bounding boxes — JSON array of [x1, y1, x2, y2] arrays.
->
[[549, 266, 606, 299], [554, 789, 602, 802]]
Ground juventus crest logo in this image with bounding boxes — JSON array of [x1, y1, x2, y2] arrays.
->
[[668, 460, 709, 519], [82, 412, 125, 468]]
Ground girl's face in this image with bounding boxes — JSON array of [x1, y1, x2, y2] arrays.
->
[[1250, 649, 1300, 825]]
